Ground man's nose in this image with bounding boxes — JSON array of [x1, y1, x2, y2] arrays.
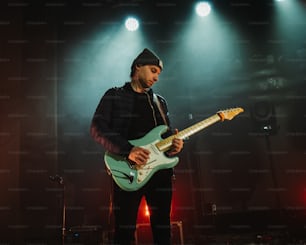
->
[[153, 75, 159, 82]]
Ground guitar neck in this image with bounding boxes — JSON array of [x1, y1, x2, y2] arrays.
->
[[156, 113, 221, 152]]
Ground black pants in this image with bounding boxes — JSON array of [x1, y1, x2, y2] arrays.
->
[[112, 169, 173, 245]]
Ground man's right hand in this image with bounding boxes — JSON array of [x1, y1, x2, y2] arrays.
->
[[128, 146, 150, 166]]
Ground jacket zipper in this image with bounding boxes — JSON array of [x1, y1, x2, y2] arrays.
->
[[145, 92, 157, 126]]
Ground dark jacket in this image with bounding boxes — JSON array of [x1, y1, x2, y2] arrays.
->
[[90, 82, 172, 157]]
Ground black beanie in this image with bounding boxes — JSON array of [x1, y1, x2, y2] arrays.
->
[[131, 48, 163, 71]]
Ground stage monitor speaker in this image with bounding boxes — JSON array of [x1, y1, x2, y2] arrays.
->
[[135, 221, 184, 245]]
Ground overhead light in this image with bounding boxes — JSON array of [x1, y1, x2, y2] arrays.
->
[[125, 17, 139, 31], [195, 2, 211, 17]]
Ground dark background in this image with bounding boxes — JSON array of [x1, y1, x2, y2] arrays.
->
[[1, 0, 306, 244]]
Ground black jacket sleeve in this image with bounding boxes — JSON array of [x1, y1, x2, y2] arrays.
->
[[90, 88, 133, 157]]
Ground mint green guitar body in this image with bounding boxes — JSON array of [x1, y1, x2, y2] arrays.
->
[[104, 125, 179, 191]]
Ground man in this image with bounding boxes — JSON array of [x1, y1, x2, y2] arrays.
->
[[90, 48, 184, 245]]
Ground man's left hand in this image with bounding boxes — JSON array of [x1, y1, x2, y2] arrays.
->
[[167, 129, 184, 156]]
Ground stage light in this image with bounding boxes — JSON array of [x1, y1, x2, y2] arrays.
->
[[125, 17, 139, 31], [144, 204, 150, 217], [195, 2, 211, 17], [137, 198, 150, 223]]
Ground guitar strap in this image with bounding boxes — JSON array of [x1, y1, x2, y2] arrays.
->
[[153, 93, 168, 126]]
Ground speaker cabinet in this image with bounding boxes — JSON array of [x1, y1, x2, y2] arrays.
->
[[250, 101, 278, 135], [65, 226, 102, 244]]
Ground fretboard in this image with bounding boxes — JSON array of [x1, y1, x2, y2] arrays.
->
[[156, 113, 221, 152]]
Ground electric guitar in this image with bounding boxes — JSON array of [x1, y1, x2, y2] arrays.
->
[[104, 107, 244, 191]]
